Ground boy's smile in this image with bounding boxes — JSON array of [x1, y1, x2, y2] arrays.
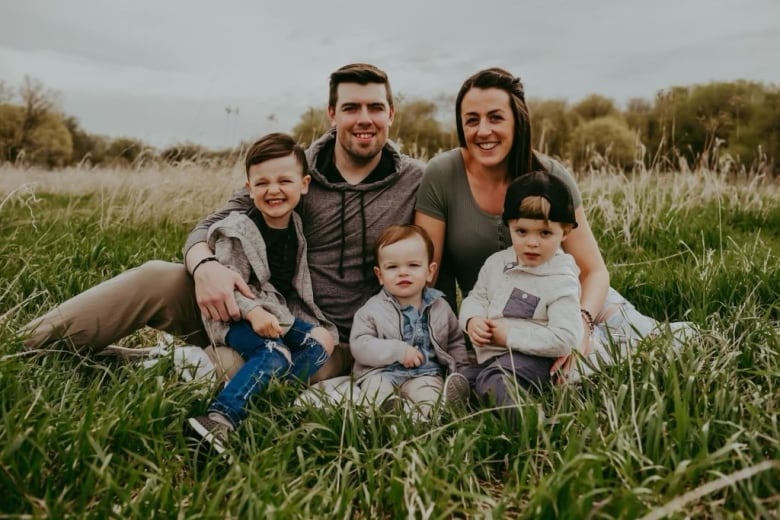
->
[[246, 153, 310, 229]]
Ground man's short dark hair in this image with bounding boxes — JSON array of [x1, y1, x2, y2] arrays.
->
[[328, 63, 393, 109]]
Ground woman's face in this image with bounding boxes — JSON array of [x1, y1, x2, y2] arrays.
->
[[460, 87, 515, 169]]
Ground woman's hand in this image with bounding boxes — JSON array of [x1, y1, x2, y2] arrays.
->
[[551, 316, 594, 383]]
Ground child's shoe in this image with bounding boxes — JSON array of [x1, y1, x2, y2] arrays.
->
[[442, 372, 470, 408], [187, 414, 232, 457]]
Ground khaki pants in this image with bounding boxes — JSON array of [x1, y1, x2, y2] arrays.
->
[[360, 373, 443, 419], [20, 260, 351, 383]]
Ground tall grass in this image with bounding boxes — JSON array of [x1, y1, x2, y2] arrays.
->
[[1, 163, 778, 518]]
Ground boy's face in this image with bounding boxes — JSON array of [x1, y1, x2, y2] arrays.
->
[[328, 82, 394, 165], [245, 153, 310, 228], [508, 217, 567, 267], [374, 235, 436, 307]]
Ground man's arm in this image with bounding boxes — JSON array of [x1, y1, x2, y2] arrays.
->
[[183, 188, 252, 261], [184, 189, 255, 322]]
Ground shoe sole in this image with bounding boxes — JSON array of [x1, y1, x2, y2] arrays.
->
[[186, 417, 228, 456]]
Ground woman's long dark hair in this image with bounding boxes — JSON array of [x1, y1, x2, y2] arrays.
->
[[455, 68, 540, 179]]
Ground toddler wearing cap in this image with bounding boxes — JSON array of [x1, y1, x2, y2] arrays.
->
[[458, 170, 584, 408]]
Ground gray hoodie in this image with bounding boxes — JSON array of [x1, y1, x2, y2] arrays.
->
[[184, 129, 424, 340]]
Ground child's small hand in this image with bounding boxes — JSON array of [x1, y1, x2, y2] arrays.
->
[[402, 346, 424, 368], [246, 307, 282, 337], [489, 320, 508, 347], [466, 317, 494, 347]]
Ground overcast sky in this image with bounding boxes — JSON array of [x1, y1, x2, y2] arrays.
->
[[2, 0, 778, 149]]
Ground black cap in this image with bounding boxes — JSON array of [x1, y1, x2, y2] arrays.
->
[[502, 170, 578, 228]]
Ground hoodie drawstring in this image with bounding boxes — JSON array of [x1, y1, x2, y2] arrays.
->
[[338, 191, 346, 278], [359, 191, 368, 278], [337, 191, 369, 280]]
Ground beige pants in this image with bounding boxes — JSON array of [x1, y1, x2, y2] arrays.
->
[[20, 260, 351, 383], [360, 373, 443, 419]]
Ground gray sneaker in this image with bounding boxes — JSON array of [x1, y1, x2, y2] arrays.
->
[[187, 415, 231, 456], [442, 372, 470, 408]]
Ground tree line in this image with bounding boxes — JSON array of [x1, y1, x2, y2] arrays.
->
[[2, 76, 778, 173]]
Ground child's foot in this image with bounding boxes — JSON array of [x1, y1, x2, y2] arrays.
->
[[186, 414, 232, 456], [442, 372, 470, 408]]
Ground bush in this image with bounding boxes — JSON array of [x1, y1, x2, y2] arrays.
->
[[570, 115, 639, 171]]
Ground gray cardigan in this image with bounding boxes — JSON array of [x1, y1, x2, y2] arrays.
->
[[350, 290, 469, 379], [202, 211, 337, 346]]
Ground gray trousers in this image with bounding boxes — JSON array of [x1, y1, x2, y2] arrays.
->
[[460, 352, 554, 407], [19, 260, 351, 383]]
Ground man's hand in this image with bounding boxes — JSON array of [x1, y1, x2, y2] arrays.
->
[[402, 346, 424, 368], [466, 317, 495, 347], [194, 260, 254, 322], [246, 307, 282, 338]]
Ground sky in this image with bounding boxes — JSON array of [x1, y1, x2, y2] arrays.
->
[[1, 0, 779, 150]]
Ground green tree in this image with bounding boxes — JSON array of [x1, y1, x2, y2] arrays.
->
[[64, 116, 108, 166], [569, 115, 638, 171], [0, 76, 73, 166], [291, 107, 330, 147], [528, 98, 576, 158], [391, 98, 449, 158], [573, 94, 618, 122], [27, 111, 73, 167], [0, 104, 24, 162], [105, 137, 147, 165]]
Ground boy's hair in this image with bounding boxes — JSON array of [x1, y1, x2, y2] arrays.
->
[[516, 197, 575, 233], [503, 170, 578, 230], [374, 225, 434, 264], [328, 63, 394, 109], [245, 132, 307, 177]]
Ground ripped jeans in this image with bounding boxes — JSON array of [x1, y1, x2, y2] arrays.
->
[[209, 319, 328, 427]]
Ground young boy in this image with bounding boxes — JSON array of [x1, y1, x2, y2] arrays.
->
[[187, 133, 337, 456], [350, 225, 470, 420], [459, 170, 584, 407]]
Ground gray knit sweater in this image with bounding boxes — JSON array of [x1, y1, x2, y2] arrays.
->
[[202, 211, 337, 346], [185, 129, 424, 340]]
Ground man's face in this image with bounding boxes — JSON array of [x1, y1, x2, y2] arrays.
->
[[328, 82, 394, 165]]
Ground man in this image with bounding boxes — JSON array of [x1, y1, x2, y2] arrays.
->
[[22, 63, 424, 382]]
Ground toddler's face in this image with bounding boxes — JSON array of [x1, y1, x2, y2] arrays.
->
[[374, 236, 435, 307], [508, 217, 567, 267]]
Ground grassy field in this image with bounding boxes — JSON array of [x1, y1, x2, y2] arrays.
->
[[1, 163, 778, 518]]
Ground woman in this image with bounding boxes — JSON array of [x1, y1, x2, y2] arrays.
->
[[415, 68, 690, 393]]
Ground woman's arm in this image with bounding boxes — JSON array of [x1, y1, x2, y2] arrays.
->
[[551, 205, 610, 377], [414, 211, 446, 285], [562, 206, 610, 321]]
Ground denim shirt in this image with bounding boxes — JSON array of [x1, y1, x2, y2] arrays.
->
[[382, 287, 445, 378]]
